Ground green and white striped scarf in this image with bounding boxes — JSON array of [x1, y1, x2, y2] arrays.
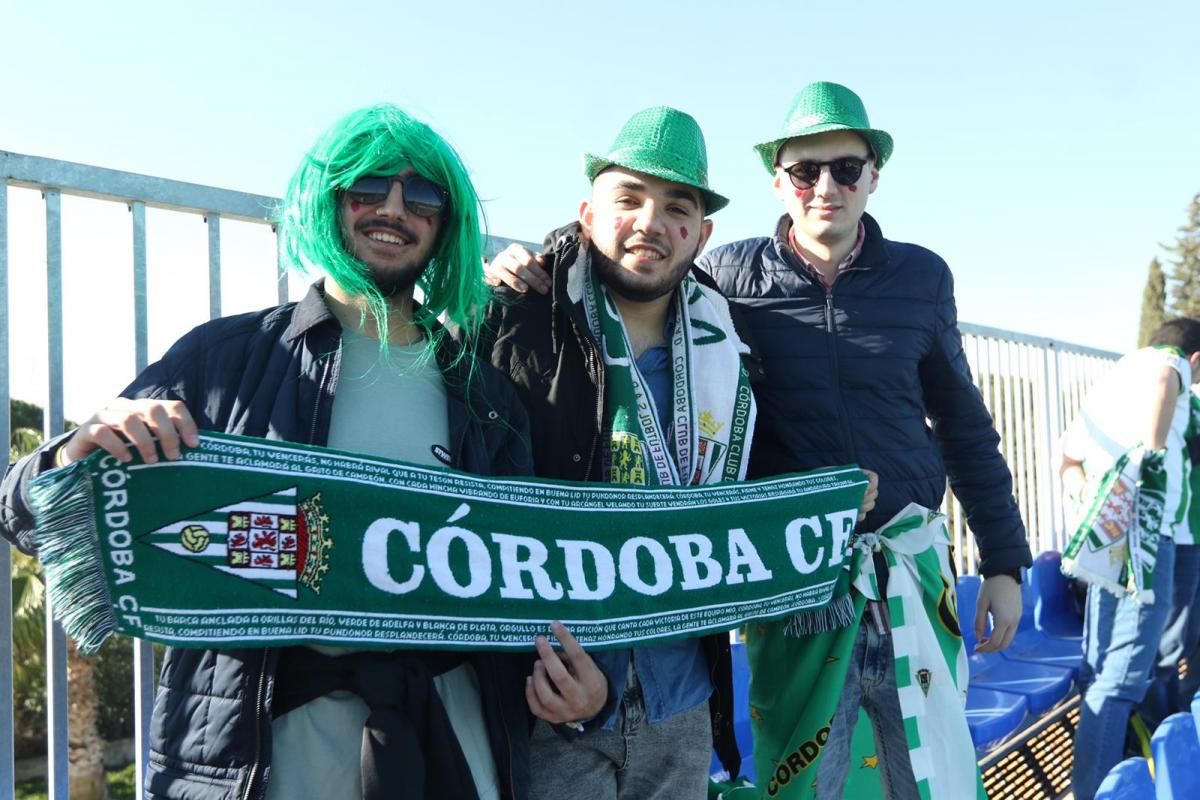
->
[[577, 261, 755, 487], [711, 505, 984, 800], [1063, 447, 1167, 603]]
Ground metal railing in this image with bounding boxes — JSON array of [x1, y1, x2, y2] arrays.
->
[[1, 151, 1119, 797]]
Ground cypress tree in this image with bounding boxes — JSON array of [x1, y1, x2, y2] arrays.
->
[[1138, 257, 1166, 346], [1165, 192, 1200, 319]]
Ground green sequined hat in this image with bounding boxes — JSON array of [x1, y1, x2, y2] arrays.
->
[[583, 106, 729, 214], [753, 82, 894, 173]]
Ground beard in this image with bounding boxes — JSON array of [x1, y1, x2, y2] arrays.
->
[[589, 238, 699, 303], [348, 219, 438, 296]]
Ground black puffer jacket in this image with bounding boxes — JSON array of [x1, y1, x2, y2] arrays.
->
[[1, 284, 537, 800], [483, 223, 761, 780], [697, 214, 1031, 576]]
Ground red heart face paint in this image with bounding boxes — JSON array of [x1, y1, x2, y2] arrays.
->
[[847, 184, 858, 193], [679, 226, 688, 240], [350, 201, 363, 212], [613, 216, 624, 231]]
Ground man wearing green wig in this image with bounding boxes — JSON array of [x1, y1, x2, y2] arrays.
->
[[0, 104, 609, 800], [488, 84, 1028, 799]]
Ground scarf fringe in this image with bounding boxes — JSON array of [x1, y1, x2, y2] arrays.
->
[[783, 594, 856, 637], [1061, 556, 1153, 604], [28, 461, 117, 655]]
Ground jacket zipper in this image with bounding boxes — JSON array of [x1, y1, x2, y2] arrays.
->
[[822, 283, 858, 464], [240, 650, 270, 800]]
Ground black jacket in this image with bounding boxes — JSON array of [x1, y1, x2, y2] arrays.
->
[[697, 214, 1032, 576], [483, 224, 756, 780], [2, 284, 538, 800]]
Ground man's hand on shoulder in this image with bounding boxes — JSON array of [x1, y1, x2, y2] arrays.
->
[[973, 573, 1022, 653], [526, 621, 608, 725], [484, 244, 551, 295], [59, 398, 200, 467]]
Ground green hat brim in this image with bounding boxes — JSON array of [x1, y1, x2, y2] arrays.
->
[[583, 152, 729, 215], [753, 124, 894, 174]]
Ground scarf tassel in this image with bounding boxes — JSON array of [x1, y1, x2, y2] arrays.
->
[[28, 461, 117, 655], [782, 594, 857, 637]]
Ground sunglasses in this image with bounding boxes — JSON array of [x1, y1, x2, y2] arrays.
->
[[781, 157, 869, 190], [344, 174, 449, 218]]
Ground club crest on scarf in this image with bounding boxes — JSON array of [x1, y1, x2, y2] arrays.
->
[[145, 487, 332, 598]]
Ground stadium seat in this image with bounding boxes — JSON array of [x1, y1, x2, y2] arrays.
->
[[1000, 569, 1084, 679], [1150, 712, 1200, 799], [1031, 550, 1084, 639], [1192, 693, 1200, 738], [957, 576, 1074, 714], [1094, 757, 1154, 800], [710, 640, 756, 782], [964, 685, 1028, 754]]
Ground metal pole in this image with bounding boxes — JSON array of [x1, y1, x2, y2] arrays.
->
[[131, 200, 156, 797], [44, 188, 69, 800], [207, 213, 221, 319], [0, 176, 14, 800]]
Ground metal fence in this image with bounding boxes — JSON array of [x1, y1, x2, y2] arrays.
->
[[1, 151, 1119, 797]]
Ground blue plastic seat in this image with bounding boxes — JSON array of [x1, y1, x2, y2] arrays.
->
[[957, 576, 1074, 714], [1031, 550, 1084, 639], [964, 685, 1027, 754], [1000, 568, 1084, 678], [1191, 693, 1200, 737], [710, 640, 755, 782], [1150, 712, 1200, 799], [1094, 757, 1154, 800]]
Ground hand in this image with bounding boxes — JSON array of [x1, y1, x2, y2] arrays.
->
[[526, 621, 608, 724], [858, 469, 879, 521], [60, 398, 200, 466], [1061, 465, 1086, 506], [974, 574, 1021, 653], [484, 244, 551, 294]]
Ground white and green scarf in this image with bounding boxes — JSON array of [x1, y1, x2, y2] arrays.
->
[[711, 506, 985, 800], [1063, 447, 1167, 603], [576, 261, 755, 487]]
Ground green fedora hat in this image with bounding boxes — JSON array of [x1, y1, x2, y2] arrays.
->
[[583, 106, 729, 214], [753, 82, 894, 173]]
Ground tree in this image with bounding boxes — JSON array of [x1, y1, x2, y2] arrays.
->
[[9, 401, 107, 799], [1164, 192, 1200, 320], [1138, 257, 1167, 347]]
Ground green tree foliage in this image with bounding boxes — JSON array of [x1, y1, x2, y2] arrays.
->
[[1139, 257, 1167, 347], [1164, 192, 1200, 320], [8, 399, 141, 762]]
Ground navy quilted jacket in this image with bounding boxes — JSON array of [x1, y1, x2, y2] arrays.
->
[[1, 285, 537, 800], [697, 214, 1031, 576]]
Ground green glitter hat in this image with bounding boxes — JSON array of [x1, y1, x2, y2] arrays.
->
[[754, 82, 894, 173], [583, 106, 729, 214]]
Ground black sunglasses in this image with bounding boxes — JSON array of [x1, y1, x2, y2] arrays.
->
[[782, 157, 869, 190], [344, 174, 449, 218]]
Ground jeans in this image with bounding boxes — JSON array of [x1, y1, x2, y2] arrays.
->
[[528, 672, 712, 800], [1142, 543, 1200, 727], [1073, 537, 1176, 800], [815, 620, 919, 800]]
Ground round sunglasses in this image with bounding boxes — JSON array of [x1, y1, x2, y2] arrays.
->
[[344, 174, 449, 218], [781, 157, 869, 190]]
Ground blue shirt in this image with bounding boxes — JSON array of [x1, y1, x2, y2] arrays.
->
[[590, 341, 713, 729]]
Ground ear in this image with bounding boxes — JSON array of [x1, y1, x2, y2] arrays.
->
[[867, 166, 880, 195], [578, 199, 593, 237], [771, 170, 791, 203], [697, 219, 715, 253]]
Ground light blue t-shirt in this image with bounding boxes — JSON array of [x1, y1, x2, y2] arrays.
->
[[589, 342, 713, 729]]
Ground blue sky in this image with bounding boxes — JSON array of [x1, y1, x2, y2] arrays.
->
[[3, 1, 1198, 420]]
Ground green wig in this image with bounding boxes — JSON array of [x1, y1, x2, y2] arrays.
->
[[278, 104, 490, 356]]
